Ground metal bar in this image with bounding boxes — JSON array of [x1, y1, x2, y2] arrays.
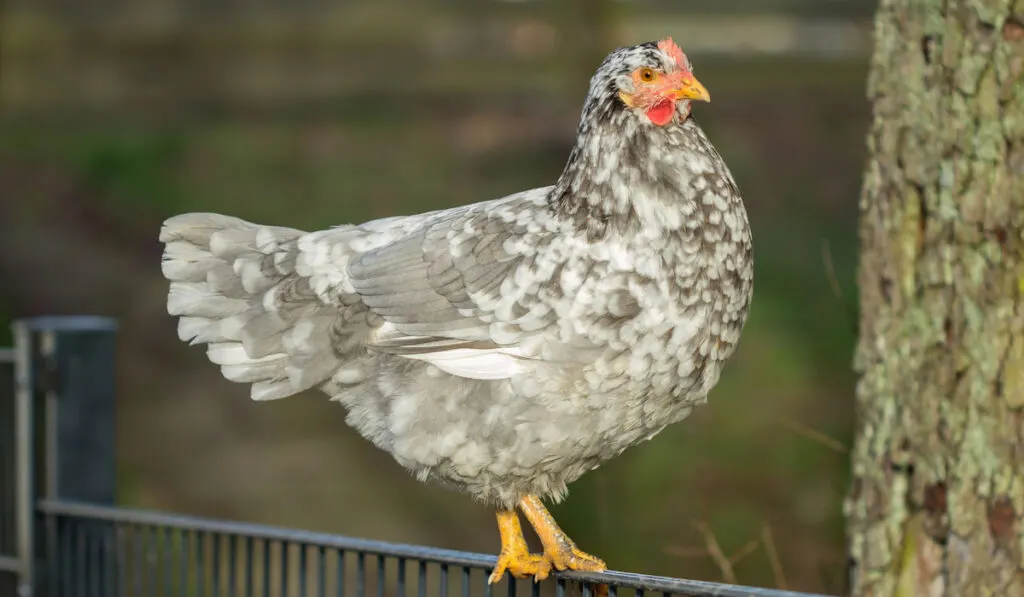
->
[[376, 554, 385, 597], [316, 546, 326, 597], [280, 541, 289, 597], [163, 527, 175, 597], [12, 321, 33, 597], [243, 536, 252, 597], [180, 528, 190, 597], [0, 346, 14, 561], [117, 525, 127, 597], [300, 543, 309, 597], [133, 524, 143, 597], [144, 525, 155, 597], [197, 530, 206, 597], [74, 518, 85, 595], [262, 539, 270, 597], [89, 523, 100, 597], [41, 330, 57, 511], [37, 499, 838, 597], [336, 549, 345, 597], [67, 519, 78, 597], [212, 532, 221, 597], [39, 499, 498, 568], [228, 534, 238, 597], [0, 554, 19, 572], [104, 523, 117, 597], [397, 557, 406, 597], [241, 536, 251, 597], [356, 552, 365, 597]]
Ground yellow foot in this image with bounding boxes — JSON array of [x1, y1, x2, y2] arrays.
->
[[489, 548, 552, 584], [488, 509, 552, 584], [543, 542, 608, 597], [518, 495, 608, 573], [518, 495, 609, 597], [544, 542, 606, 573]]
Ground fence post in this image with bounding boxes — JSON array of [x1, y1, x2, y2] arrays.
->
[[12, 315, 118, 597], [1, 345, 18, 597]]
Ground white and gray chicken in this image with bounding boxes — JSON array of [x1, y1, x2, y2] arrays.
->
[[160, 37, 753, 582]]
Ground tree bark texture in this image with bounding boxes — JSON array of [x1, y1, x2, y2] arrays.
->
[[848, 1, 1024, 595]]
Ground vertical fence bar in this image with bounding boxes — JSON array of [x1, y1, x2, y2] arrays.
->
[[280, 541, 289, 597], [13, 321, 34, 597], [316, 546, 326, 597], [243, 536, 253, 597], [0, 346, 17, 595], [342, 552, 350, 597]]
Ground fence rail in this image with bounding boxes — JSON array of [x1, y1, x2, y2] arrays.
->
[[39, 500, 835, 597]]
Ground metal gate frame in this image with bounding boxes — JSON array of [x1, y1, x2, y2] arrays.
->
[[6, 316, 119, 597]]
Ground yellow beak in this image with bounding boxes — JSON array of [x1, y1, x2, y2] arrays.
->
[[675, 76, 711, 103]]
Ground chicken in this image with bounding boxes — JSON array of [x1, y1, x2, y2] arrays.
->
[[159, 37, 753, 583]]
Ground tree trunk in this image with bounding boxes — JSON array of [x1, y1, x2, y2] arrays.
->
[[847, 0, 1024, 595]]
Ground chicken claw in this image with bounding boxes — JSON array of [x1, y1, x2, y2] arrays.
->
[[489, 510, 552, 584], [518, 495, 607, 572], [545, 542, 607, 573]]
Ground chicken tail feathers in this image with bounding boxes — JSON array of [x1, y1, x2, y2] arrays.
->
[[160, 213, 354, 401]]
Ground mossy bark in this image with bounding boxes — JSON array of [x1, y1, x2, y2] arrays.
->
[[848, 1, 1024, 595]]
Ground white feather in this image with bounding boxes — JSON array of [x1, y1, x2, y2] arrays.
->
[[222, 360, 286, 383], [161, 241, 215, 281], [207, 342, 282, 366], [178, 316, 217, 344], [401, 347, 526, 380], [168, 283, 247, 317], [251, 380, 297, 401], [209, 228, 257, 259], [234, 257, 275, 294]]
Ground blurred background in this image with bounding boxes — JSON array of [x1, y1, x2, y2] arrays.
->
[[0, 0, 873, 594]]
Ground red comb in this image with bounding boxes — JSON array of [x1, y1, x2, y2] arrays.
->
[[657, 37, 688, 71]]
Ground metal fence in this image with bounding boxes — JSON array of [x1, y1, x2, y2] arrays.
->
[[3, 317, 841, 597], [1, 345, 18, 596]]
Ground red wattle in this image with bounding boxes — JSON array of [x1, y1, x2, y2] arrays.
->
[[646, 100, 676, 126]]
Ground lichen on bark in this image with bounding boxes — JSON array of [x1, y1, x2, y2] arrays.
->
[[848, 0, 1024, 595]]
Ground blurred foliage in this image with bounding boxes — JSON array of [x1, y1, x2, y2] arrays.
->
[[0, 2, 869, 594]]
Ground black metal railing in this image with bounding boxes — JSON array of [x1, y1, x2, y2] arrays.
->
[[1, 345, 19, 596], [39, 500, 833, 597]]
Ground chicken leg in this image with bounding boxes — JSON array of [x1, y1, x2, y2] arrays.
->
[[518, 495, 607, 573], [489, 510, 552, 583]]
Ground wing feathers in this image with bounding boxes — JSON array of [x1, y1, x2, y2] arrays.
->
[[163, 190, 559, 390]]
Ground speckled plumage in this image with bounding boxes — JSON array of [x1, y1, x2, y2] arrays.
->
[[159, 40, 754, 510]]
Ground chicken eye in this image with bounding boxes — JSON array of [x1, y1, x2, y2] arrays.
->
[[638, 68, 658, 82]]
